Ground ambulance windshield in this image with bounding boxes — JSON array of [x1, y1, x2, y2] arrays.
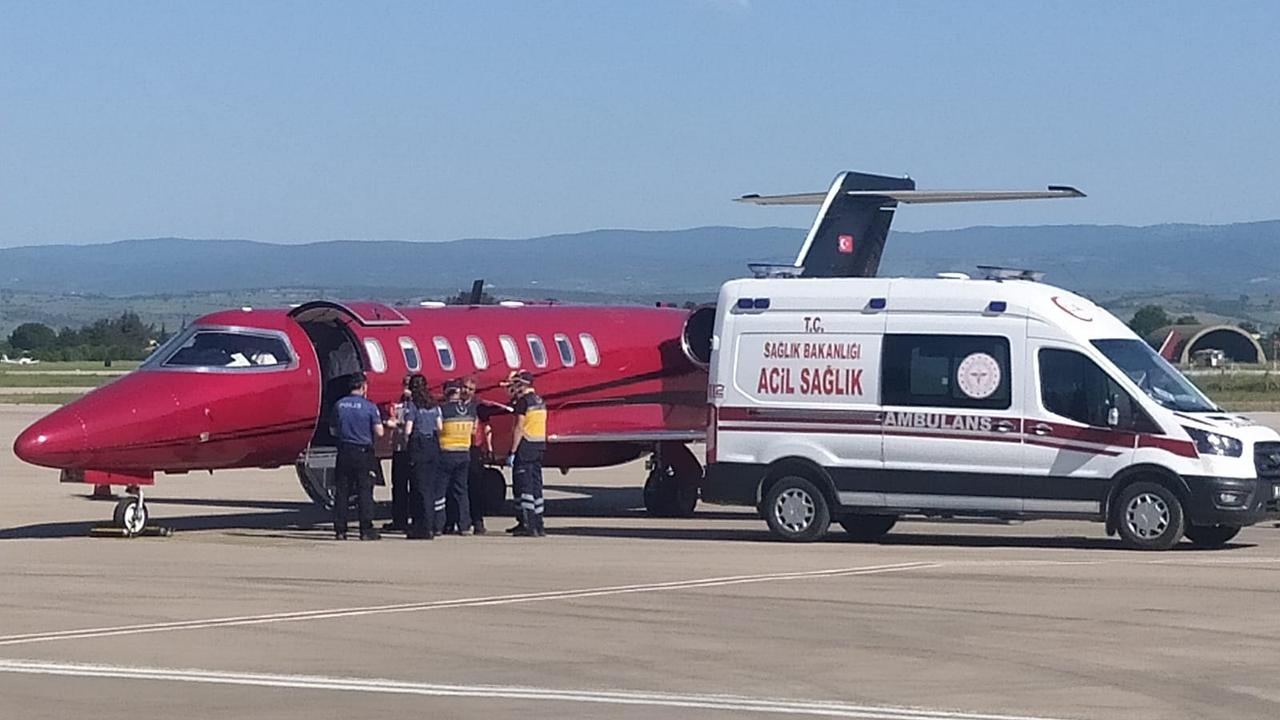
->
[[1092, 339, 1218, 413]]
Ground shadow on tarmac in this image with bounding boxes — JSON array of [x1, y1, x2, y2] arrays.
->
[[0, 483, 1262, 551]]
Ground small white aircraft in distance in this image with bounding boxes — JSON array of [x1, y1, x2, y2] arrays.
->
[[1, 354, 40, 365]]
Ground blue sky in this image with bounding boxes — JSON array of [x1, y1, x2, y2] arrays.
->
[[2, 1, 1278, 246]]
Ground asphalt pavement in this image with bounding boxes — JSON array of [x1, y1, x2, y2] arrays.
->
[[2, 405, 1279, 720]]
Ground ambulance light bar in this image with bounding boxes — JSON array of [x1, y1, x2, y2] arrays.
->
[[978, 266, 1045, 282], [747, 263, 804, 279]]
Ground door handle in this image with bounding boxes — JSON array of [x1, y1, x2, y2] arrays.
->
[[993, 420, 1017, 433], [1031, 423, 1053, 436]]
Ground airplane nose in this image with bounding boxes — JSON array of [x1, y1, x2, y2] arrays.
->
[[13, 406, 88, 468]]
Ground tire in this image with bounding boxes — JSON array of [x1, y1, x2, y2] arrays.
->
[[1113, 481, 1186, 550], [112, 497, 148, 535], [1183, 524, 1241, 549], [643, 445, 702, 518], [762, 475, 831, 542], [838, 514, 897, 541], [477, 467, 507, 516]]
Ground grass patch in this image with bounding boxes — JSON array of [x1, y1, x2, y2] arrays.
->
[[0, 374, 115, 388], [0, 360, 137, 373], [0, 393, 84, 405], [1188, 372, 1280, 412]]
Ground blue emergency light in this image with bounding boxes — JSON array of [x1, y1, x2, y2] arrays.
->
[[987, 301, 1007, 313]]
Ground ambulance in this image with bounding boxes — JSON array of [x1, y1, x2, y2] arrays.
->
[[702, 272, 1280, 549]]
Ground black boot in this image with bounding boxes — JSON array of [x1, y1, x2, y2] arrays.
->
[[511, 509, 536, 537], [505, 511, 526, 534], [532, 512, 546, 537]]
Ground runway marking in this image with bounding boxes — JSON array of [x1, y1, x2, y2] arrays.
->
[[0, 659, 1075, 720], [0, 561, 936, 647]]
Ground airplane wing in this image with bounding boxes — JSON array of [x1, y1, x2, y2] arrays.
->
[[737, 186, 1085, 206]]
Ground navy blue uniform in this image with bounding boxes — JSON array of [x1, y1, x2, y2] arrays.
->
[[408, 404, 443, 536], [439, 399, 477, 533], [513, 391, 547, 535], [388, 399, 414, 530], [331, 393, 381, 537]]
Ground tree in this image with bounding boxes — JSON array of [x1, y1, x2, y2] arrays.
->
[[8, 322, 57, 351], [1128, 305, 1171, 338], [1174, 315, 1200, 325]]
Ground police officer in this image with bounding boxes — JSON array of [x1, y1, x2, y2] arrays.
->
[[384, 374, 415, 533], [402, 374, 442, 539], [503, 370, 547, 537], [438, 379, 477, 535], [330, 372, 383, 541]]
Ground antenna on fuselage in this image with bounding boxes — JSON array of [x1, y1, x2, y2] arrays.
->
[[468, 279, 485, 305]]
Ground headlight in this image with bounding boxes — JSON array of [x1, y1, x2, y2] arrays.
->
[[1183, 427, 1243, 457]]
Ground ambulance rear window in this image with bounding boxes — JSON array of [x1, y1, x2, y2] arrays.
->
[[881, 334, 1011, 410]]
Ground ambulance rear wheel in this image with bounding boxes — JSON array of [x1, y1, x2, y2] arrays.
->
[[1183, 524, 1240, 548], [763, 476, 830, 542], [838, 514, 897, 541], [1113, 481, 1185, 550]]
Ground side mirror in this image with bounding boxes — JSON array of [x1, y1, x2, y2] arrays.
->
[[1107, 406, 1120, 428]]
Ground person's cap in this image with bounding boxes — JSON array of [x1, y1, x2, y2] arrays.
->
[[501, 369, 535, 387], [442, 379, 462, 393]]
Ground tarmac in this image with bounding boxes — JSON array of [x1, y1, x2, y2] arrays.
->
[[1, 404, 1279, 720]]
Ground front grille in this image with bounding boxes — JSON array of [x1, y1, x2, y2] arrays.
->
[[1254, 442, 1280, 479]]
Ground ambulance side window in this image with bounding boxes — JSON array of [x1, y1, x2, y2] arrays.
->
[[1039, 348, 1139, 428], [881, 335, 1011, 410]]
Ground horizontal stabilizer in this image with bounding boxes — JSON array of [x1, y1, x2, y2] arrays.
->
[[738, 170, 1085, 278], [738, 186, 1084, 206]]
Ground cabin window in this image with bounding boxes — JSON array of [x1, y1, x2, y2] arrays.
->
[[363, 338, 387, 373], [398, 337, 421, 372], [554, 333, 575, 366], [433, 336, 456, 371], [526, 334, 548, 368], [160, 329, 293, 370], [499, 335, 520, 368], [1039, 348, 1144, 429], [467, 336, 489, 370], [880, 334, 1011, 410], [579, 333, 600, 366]]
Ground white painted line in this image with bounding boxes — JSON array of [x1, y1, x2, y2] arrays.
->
[[0, 562, 937, 647], [0, 659, 1075, 720]]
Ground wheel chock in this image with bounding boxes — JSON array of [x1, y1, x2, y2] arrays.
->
[[88, 525, 174, 538]]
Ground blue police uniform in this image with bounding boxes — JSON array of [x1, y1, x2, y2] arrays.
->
[[408, 404, 443, 538], [331, 393, 381, 539]]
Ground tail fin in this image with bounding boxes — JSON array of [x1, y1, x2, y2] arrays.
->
[[737, 171, 1084, 278]]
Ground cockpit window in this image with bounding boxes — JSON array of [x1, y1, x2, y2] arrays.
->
[[158, 329, 292, 370]]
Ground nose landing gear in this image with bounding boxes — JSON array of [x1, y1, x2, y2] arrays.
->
[[111, 487, 149, 536]]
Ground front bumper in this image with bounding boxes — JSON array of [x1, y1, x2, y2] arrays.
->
[[1183, 475, 1280, 527]]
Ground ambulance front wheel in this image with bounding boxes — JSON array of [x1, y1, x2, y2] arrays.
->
[[763, 476, 831, 542], [1113, 481, 1186, 550]]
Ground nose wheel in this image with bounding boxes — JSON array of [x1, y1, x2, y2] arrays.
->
[[112, 489, 149, 536]]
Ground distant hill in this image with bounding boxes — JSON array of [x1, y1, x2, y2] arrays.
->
[[1, 220, 1278, 299]]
